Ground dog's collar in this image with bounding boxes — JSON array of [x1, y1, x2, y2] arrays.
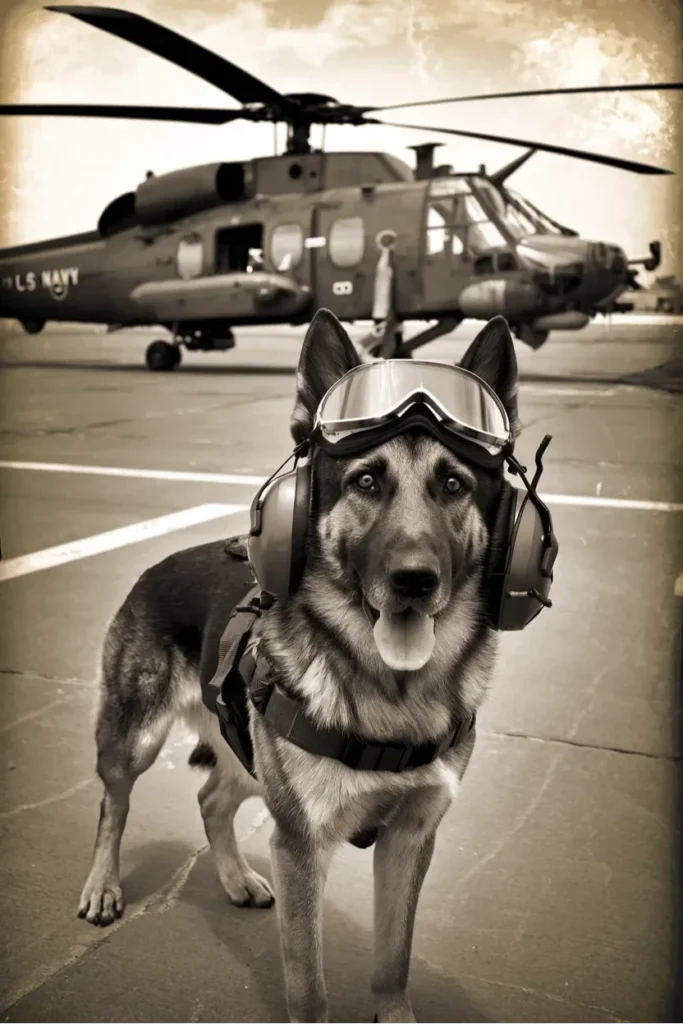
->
[[204, 584, 476, 777]]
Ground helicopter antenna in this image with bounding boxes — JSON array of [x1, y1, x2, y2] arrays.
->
[[490, 149, 536, 186]]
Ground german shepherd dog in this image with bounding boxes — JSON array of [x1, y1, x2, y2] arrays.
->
[[78, 311, 520, 1024]]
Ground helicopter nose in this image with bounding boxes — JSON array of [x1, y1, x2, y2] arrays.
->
[[588, 242, 628, 277], [586, 241, 629, 303]]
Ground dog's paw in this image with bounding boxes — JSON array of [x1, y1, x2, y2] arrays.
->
[[373, 1000, 417, 1023], [225, 869, 275, 909], [77, 877, 124, 926]]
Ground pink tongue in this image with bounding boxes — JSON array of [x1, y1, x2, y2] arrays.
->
[[373, 609, 435, 671]]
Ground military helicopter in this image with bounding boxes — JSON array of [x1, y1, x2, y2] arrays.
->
[[0, 5, 679, 370]]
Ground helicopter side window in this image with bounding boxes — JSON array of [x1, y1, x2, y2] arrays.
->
[[271, 224, 304, 272], [473, 251, 517, 275], [474, 254, 495, 275], [426, 205, 448, 255], [329, 217, 365, 268], [497, 252, 517, 272], [176, 234, 204, 280]]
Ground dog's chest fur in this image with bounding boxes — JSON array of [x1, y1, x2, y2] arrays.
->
[[249, 593, 495, 844]]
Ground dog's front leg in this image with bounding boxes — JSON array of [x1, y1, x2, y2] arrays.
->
[[270, 824, 331, 1023], [371, 786, 452, 1024]]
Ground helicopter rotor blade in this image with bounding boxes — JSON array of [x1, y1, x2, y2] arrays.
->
[[367, 81, 683, 113], [45, 5, 299, 114], [375, 120, 674, 174], [0, 103, 248, 125]]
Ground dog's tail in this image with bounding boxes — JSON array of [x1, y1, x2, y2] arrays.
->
[[188, 741, 217, 770]]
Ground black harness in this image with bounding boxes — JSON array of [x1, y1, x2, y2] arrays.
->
[[202, 583, 476, 844]]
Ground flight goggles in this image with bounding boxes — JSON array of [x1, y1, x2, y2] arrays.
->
[[310, 360, 513, 468]]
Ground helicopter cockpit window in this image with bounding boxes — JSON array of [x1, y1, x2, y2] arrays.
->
[[329, 217, 365, 268], [176, 234, 204, 280], [508, 190, 563, 235], [453, 194, 506, 255], [270, 224, 304, 272], [474, 177, 564, 237]]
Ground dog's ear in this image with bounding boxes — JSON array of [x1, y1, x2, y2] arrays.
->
[[459, 316, 519, 437], [290, 308, 361, 444]]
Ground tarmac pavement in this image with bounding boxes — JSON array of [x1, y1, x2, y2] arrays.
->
[[0, 317, 681, 1023]]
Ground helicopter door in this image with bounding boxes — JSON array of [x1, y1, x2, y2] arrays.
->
[[312, 205, 368, 319], [215, 223, 264, 274]]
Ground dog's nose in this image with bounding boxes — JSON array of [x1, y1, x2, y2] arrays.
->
[[389, 568, 440, 600]]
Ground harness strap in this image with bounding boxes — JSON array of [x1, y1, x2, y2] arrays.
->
[[251, 677, 476, 773], [207, 588, 476, 778], [201, 584, 263, 719]]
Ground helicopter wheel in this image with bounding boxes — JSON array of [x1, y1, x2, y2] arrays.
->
[[20, 318, 46, 335], [146, 339, 181, 371]]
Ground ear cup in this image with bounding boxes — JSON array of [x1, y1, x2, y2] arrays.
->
[[288, 461, 312, 593], [247, 461, 312, 599], [485, 481, 517, 629], [486, 481, 556, 631]]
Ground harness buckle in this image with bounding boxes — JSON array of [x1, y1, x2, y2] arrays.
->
[[340, 737, 413, 773]]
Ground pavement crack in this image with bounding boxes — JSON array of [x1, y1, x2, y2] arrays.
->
[[0, 777, 95, 822], [0, 842, 210, 1017], [456, 747, 566, 888], [153, 809, 268, 913], [452, 970, 628, 1022], [480, 727, 673, 761], [0, 695, 69, 735], [189, 997, 205, 1022], [0, 808, 267, 1013], [153, 843, 209, 913], [0, 667, 93, 688]]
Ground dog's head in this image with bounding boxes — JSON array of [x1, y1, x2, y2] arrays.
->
[[291, 310, 519, 673]]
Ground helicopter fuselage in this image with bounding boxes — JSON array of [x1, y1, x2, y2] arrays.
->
[[0, 151, 634, 351]]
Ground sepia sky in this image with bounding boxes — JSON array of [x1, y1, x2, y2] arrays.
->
[[0, 0, 681, 272]]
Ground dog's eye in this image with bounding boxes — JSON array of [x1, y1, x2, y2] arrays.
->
[[355, 472, 377, 492], [444, 475, 462, 495]]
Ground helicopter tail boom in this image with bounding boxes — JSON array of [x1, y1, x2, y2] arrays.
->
[[0, 232, 108, 324]]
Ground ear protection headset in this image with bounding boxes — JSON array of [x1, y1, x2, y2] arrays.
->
[[248, 435, 558, 632]]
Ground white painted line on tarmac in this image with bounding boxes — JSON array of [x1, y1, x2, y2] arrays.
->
[[597, 314, 683, 326], [0, 460, 266, 487], [540, 493, 683, 512], [1, 460, 682, 513], [518, 385, 617, 397], [0, 503, 247, 582]]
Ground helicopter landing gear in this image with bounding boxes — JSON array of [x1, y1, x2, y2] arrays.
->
[[516, 324, 549, 350], [394, 317, 461, 357], [146, 339, 181, 371], [368, 326, 411, 359], [20, 318, 47, 335], [358, 317, 413, 360], [359, 317, 462, 360], [182, 327, 235, 352]]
